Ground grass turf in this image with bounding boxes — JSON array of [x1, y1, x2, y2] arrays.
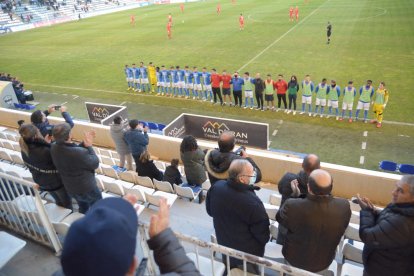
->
[[0, 0, 413, 171]]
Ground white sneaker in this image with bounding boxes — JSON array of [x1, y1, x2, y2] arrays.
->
[[299, 112, 304, 115], [210, 99, 214, 103], [284, 109, 288, 113], [250, 107, 254, 110], [293, 111, 296, 115], [320, 114, 324, 118], [336, 116, 339, 120], [276, 108, 280, 112], [309, 113, 312, 117], [192, 97, 196, 100], [243, 106, 247, 109], [287, 110, 292, 114], [326, 115, 330, 119], [313, 113, 317, 117]]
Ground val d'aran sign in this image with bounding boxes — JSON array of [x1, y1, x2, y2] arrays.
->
[[163, 113, 269, 149], [85, 102, 128, 125]]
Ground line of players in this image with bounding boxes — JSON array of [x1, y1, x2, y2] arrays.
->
[[124, 64, 389, 128]]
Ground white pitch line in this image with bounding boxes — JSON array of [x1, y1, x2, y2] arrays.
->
[[120, 101, 127, 106], [279, 120, 283, 125], [363, 131, 368, 137], [73, 95, 79, 100], [362, 142, 367, 150], [237, 0, 330, 72], [272, 130, 278, 136], [360, 156, 365, 165]]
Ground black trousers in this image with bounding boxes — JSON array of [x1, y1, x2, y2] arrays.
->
[[288, 94, 297, 110], [233, 90, 242, 106], [212, 87, 223, 104], [277, 94, 287, 108], [255, 93, 264, 109]]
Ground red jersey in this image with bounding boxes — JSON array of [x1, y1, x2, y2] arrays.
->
[[289, 7, 294, 15], [221, 75, 232, 89], [168, 14, 172, 22], [275, 80, 288, 94], [217, 4, 221, 13], [180, 3, 184, 12], [167, 22, 172, 31], [239, 15, 244, 23], [211, 73, 222, 88], [295, 7, 299, 16]]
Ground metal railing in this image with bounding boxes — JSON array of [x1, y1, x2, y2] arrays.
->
[[0, 172, 62, 253], [138, 223, 318, 276]]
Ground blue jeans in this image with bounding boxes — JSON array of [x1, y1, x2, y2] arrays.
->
[[69, 186, 102, 214], [49, 186, 72, 210]]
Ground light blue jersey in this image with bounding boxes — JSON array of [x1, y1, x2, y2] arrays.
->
[[177, 70, 185, 82], [125, 67, 133, 78], [139, 66, 148, 78], [202, 72, 211, 85], [193, 71, 202, 84], [156, 71, 161, 82], [185, 70, 193, 84], [161, 70, 170, 83], [132, 67, 140, 79], [171, 70, 179, 83]]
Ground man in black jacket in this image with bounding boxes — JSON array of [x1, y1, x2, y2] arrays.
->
[[356, 175, 414, 276], [51, 123, 101, 214], [204, 131, 262, 185], [31, 105, 74, 138], [276, 169, 351, 273], [206, 159, 269, 273], [252, 73, 265, 111]]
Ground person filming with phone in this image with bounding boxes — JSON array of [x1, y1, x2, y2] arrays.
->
[[30, 104, 74, 138]]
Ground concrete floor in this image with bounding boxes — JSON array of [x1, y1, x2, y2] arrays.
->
[[0, 186, 276, 276]]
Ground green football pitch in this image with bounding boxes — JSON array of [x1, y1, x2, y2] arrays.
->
[[0, 0, 413, 171]]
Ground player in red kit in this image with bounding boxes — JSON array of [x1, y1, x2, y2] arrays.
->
[[130, 14, 135, 26], [239, 13, 244, 30], [295, 6, 299, 21], [168, 13, 172, 23], [180, 3, 184, 13], [289, 7, 294, 22], [217, 3, 221, 15], [167, 21, 172, 39]]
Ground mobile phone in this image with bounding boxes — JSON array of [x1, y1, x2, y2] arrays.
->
[[54, 105, 61, 110], [135, 258, 148, 276]]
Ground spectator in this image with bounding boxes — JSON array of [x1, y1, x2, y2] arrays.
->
[[275, 74, 288, 111], [204, 131, 261, 185], [180, 135, 206, 186], [287, 75, 299, 114], [123, 119, 149, 168], [206, 159, 269, 273], [51, 123, 101, 214], [109, 116, 133, 171], [356, 175, 414, 276], [163, 158, 183, 186], [57, 196, 200, 276], [252, 73, 265, 111], [276, 169, 351, 273], [19, 124, 72, 209], [30, 105, 74, 138], [136, 150, 163, 181]]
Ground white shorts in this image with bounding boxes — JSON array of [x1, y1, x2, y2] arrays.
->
[[134, 79, 140, 83], [156, 82, 162, 87], [127, 77, 133, 82], [357, 101, 370, 110], [186, 83, 193, 89], [172, 82, 180, 88], [315, 98, 326, 106], [302, 95, 312, 104], [193, 84, 202, 91], [140, 78, 149, 84], [178, 81, 185, 88], [245, 90, 253, 98], [342, 102, 353, 110], [204, 84, 212, 91], [164, 82, 171, 88], [327, 100, 338, 108]]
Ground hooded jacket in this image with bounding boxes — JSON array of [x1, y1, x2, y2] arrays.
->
[[109, 122, 131, 155]]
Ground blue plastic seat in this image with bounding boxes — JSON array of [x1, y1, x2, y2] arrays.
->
[[379, 160, 398, 172], [158, 123, 166, 131], [147, 122, 159, 132], [398, 164, 414, 175]]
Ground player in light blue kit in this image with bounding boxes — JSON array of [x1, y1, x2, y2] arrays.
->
[[327, 79, 341, 120], [139, 62, 150, 93], [160, 65, 170, 96], [193, 67, 203, 100], [355, 80, 375, 122], [131, 63, 140, 92], [202, 67, 213, 102], [184, 66, 193, 99], [176, 65, 186, 97], [124, 65, 134, 90], [170, 66, 179, 97]]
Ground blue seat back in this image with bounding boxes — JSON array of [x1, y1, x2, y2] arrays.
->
[[379, 160, 398, 172], [399, 164, 414, 175]]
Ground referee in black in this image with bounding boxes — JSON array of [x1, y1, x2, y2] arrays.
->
[[327, 21, 332, 44]]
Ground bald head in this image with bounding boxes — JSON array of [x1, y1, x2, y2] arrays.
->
[[308, 169, 333, 196], [218, 131, 235, 152], [302, 154, 320, 175], [228, 159, 254, 185]]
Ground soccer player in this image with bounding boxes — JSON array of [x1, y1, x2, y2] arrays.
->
[[232, 72, 244, 107], [264, 74, 276, 111], [327, 22, 332, 44], [160, 65, 170, 95], [124, 65, 134, 90], [131, 63, 140, 92], [340, 81, 356, 122], [202, 67, 213, 102], [239, 13, 244, 30], [170, 66, 179, 97], [355, 80, 375, 122], [176, 66, 186, 97], [180, 3, 184, 13], [139, 62, 150, 92], [148, 62, 157, 93], [211, 68, 223, 105], [289, 6, 294, 22], [184, 66, 193, 99], [221, 70, 232, 106], [167, 21, 172, 39], [192, 67, 203, 100], [314, 78, 330, 117], [168, 13, 172, 23], [275, 74, 288, 111], [295, 6, 299, 21], [130, 14, 135, 26], [371, 82, 389, 128], [300, 75, 314, 116], [217, 3, 221, 15], [243, 72, 255, 109], [155, 66, 162, 94], [327, 79, 341, 120]]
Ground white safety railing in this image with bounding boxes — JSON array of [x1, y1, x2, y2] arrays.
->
[[138, 223, 318, 276], [0, 173, 62, 253]]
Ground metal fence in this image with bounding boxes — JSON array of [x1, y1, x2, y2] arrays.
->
[[0, 172, 62, 253]]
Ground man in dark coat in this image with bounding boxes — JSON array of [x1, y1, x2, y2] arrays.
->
[[123, 119, 149, 168], [31, 105, 74, 138], [204, 131, 261, 185], [276, 169, 351, 273], [51, 123, 101, 214], [356, 175, 414, 276], [206, 159, 269, 273]]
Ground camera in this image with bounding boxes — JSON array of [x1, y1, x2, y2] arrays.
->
[[45, 125, 53, 136], [235, 146, 246, 156], [54, 105, 61, 110]]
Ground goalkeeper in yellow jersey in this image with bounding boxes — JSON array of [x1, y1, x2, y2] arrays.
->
[[148, 62, 157, 93], [371, 82, 389, 128]]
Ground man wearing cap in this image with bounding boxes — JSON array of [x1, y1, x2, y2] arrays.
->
[[276, 169, 351, 273], [58, 197, 200, 276]]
